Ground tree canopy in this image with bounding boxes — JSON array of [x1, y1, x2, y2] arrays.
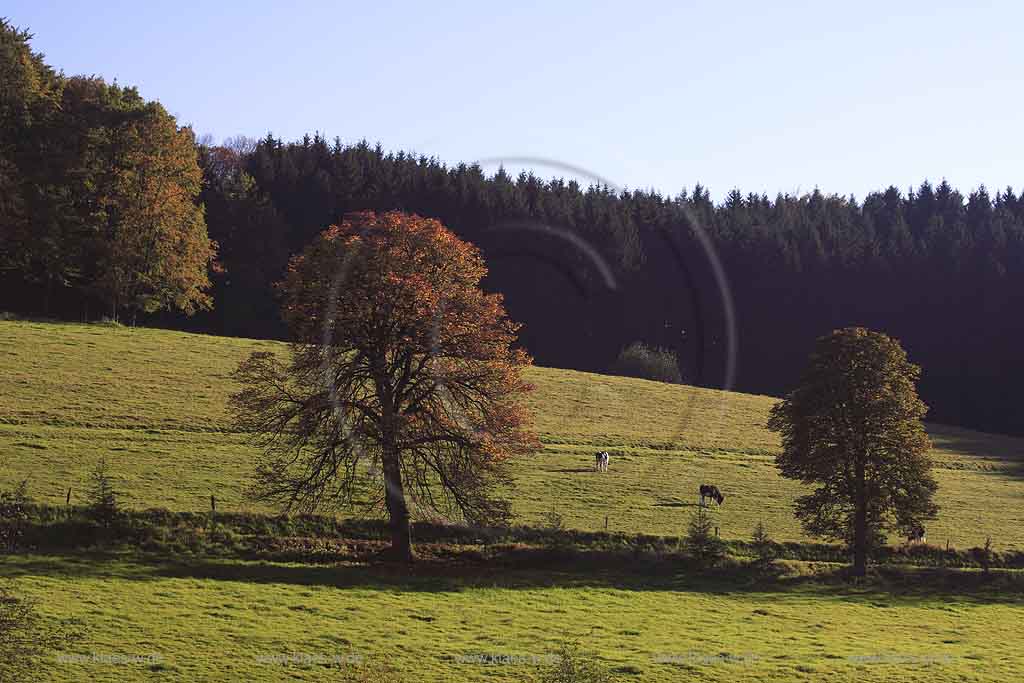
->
[[610, 341, 684, 384], [0, 20, 216, 322], [768, 327, 938, 575], [0, 19, 65, 300]]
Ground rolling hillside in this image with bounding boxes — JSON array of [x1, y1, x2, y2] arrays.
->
[[2, 319, 1023, 550], [3, 319, 1024, 682]]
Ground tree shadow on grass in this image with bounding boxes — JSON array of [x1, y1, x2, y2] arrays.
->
[[3, 551, 1023, 606], [927, 423, 1024, 480]]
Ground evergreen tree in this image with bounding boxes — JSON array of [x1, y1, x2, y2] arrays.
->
[[750, 520, 776, 572], [683, 506, 726, 567], [85, 457, 120, 528]]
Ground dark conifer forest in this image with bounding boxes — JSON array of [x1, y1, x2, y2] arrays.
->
[[3, 20, 1023, 436]]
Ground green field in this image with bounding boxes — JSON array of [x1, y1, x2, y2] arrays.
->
[[3, 319, 1024, 681], [3, 319, 1023, 548], [4, 554, 1020, 683]]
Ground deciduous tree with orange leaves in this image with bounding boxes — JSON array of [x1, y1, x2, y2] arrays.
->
[[230, 211, 538, 561]]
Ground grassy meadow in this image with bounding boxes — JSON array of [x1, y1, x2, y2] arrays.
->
[[4, 554, 1020, 683], [3, 319, 1024, 682], [3, 319, 1023, 548]]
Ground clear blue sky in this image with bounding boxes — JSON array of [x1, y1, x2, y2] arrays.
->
[[8, 1, 1023, 199]]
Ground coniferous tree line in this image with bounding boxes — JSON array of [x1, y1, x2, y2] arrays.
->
[[177, 134, 1024, 435], [3, 20, 1023, 435]]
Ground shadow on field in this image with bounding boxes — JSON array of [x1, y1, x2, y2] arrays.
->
[[927, 423, 1024, 479], [3, 552, 1022, 606]]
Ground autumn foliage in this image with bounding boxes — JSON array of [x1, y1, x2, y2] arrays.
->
[[0, 20, 216, 321], [231, 211, 538, 560]]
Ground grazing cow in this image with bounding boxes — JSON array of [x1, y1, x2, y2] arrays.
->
[[907, 524, 926, 545], [699, 484, 724, 506], [595, 451, 610, 472]]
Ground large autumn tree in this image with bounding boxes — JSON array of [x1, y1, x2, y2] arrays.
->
[[767, 327, 938, 576], [230, 211, 538, 560]]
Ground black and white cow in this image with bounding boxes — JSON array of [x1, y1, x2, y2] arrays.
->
[[699, 484, 724, 506], [594, 451, 610, 472]]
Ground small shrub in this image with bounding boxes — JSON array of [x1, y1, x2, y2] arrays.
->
[[972, 538, 994, 575], [540, 508, 572, 551], [683, 506, 726, 567], [85, 457, 120, 528], [0, 480, 32, 550], [531, 642, 612, 683], [0, 481, 31, 519], [750, 520, 776, 572], [610, 341, 683, 384], [541, 508, 565, 533]]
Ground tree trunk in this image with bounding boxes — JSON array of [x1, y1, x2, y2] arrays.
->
[[382, 447, 413, 562], [377, 366, 413, 562], [852, 458, 868, 576]]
